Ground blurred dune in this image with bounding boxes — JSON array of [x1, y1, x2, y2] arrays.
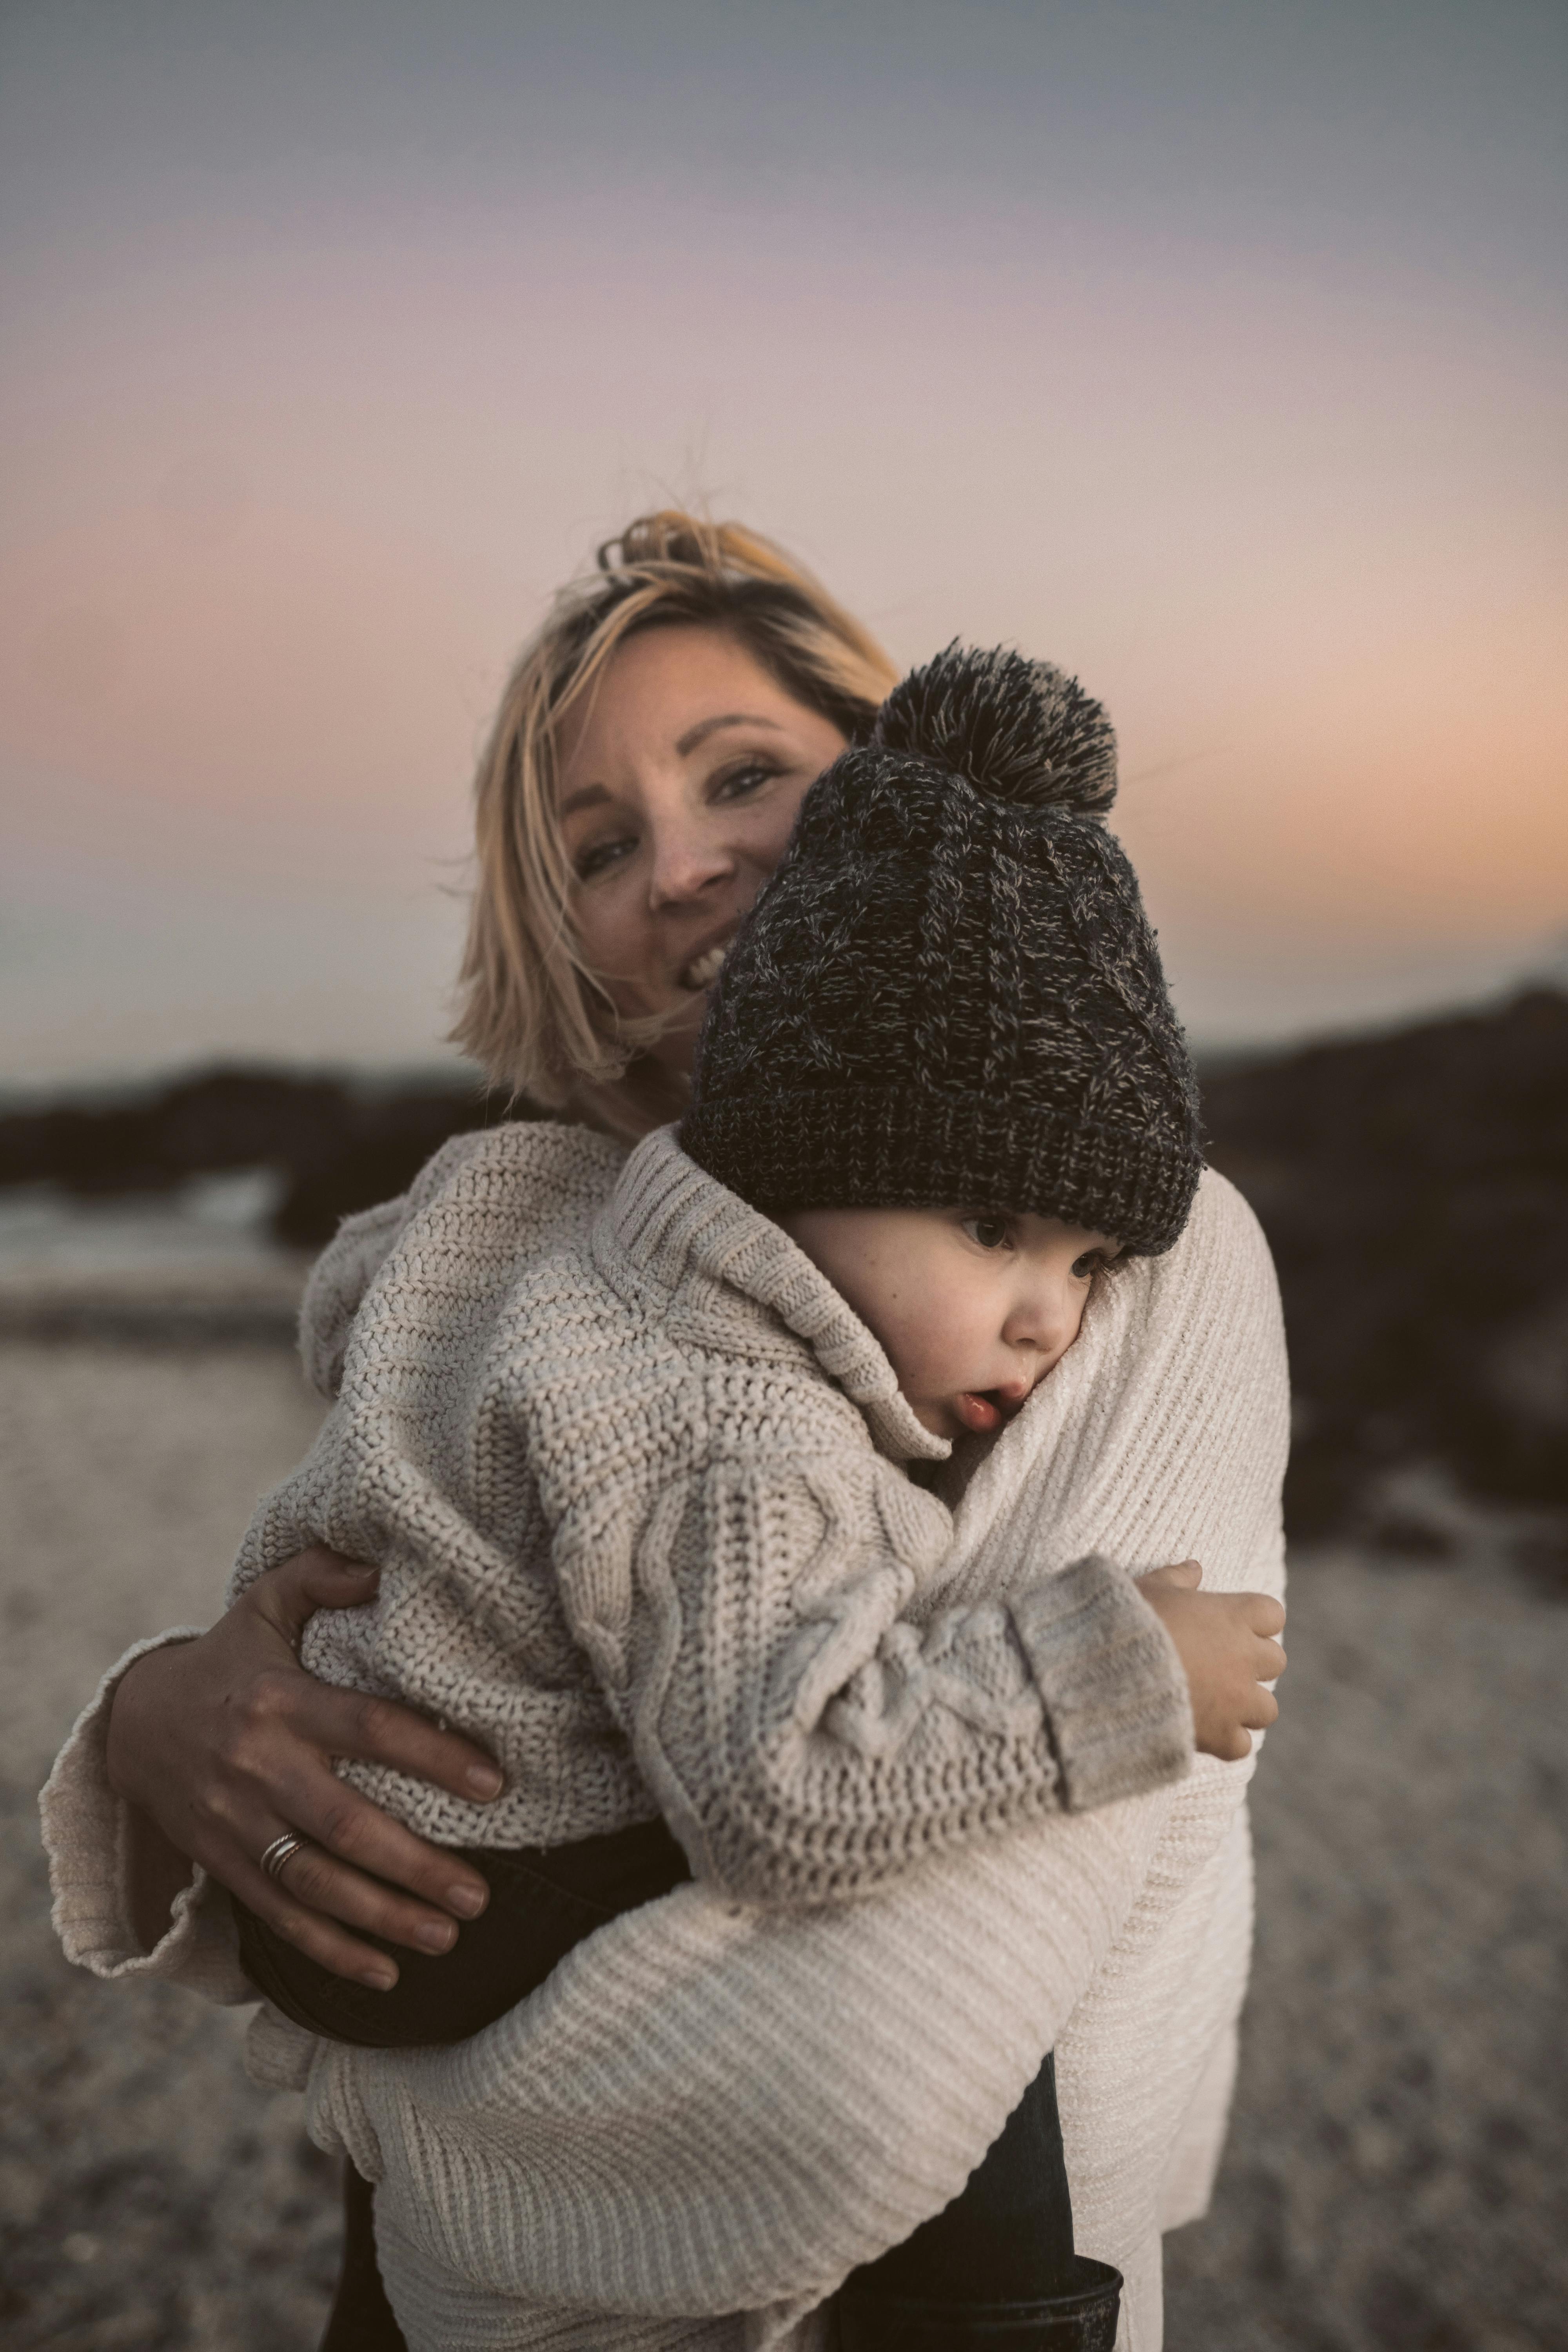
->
[[4, 986, 1565, 1549], [1202, 988, 1568, 1545]]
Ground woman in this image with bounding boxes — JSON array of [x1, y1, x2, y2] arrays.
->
[[51, 515, 1287, 2347], [100, 513, 897, 1992]]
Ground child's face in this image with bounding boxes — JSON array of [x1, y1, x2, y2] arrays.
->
[[777, 1205, 1122, 1441]]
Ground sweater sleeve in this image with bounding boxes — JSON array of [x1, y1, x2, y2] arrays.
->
[[295, 1791, 1174, 2327], [39, 1630, 254, 2005], [561, 1448, 1191, 1906]]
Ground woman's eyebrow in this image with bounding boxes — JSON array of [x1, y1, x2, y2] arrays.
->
[[558, 782, 610, 821], [675, 712, 786, 757]]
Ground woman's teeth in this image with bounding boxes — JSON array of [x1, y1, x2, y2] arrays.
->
[[681, 944, 728, 991]]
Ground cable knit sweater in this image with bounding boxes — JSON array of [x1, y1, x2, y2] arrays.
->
[[42, 1140, 1287, 2351], [222, 1120, 1190, 1896]]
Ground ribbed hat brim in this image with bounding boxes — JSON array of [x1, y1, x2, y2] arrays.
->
[[682, 1085, 1201, 1257]]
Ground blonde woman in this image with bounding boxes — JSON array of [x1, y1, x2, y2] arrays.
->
[[48, 518, 1289, 2348], [97, 513, 900, 1988]]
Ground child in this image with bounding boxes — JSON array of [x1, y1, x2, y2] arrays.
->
[[224, 644, 1281, 2348]]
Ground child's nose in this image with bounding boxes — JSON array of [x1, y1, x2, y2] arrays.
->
[[1004, 1280, 1082, 1361]]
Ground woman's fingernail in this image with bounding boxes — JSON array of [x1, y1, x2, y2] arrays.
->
[[363, 1964, 397, 1991], [415, 1918, 457, 1953], [447, 1882, 486, 1919], [465, 1764, 504, 1799]]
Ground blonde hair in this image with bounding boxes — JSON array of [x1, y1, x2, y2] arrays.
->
[[451, 512, 898, 1135]]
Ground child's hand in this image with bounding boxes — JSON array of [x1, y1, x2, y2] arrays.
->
[[1135, 1560, 1286, 1762]]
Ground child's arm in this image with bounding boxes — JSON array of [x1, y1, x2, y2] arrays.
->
[[1134, 1559, 1286, 1762], [559, 1442, 1195, 1907]]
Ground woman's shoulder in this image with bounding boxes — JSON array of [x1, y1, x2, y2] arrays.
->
[[1187, 1164, 1283, 1312]]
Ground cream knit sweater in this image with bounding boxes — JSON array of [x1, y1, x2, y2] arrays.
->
[[232, 1122, 1189, 1889], [43, 1135, 1287, 2351]]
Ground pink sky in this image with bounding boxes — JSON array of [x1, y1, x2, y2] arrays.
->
[[3, 2, 1564, 1083]]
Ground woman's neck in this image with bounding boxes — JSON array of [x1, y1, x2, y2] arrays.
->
[[570, 1054, 692, 1142]]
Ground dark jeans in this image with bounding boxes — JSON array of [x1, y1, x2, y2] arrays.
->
[[320, 2164, 402, 2352], [835, 2056, 1122, 2348], [237, 1821, 1118, 2350], [236, 1817, 693, 2046]]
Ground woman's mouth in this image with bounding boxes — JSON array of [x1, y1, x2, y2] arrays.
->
[[680, 942, 729, 992]]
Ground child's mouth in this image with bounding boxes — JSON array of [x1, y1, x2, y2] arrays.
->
[[954, 1389, 1018, 1435]]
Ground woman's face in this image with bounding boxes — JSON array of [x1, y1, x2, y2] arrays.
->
[[556, 624, 849, 1081]]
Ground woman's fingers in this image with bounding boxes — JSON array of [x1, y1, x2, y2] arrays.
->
[[105, 1571, 499, 1978], [249, 1749, 492, 1932], [164, 1742, 485, 1962], [196, 1681, 495, 1934], [178, 1751, 485, 1972], [232, 1555, 505, 1800], [289, 1679, 505, 1802], [222, 1843, 408, 1989], [272, 1838, 454, 1953], [236, 1821, 481, 1983], [248, 1544, 381, 1645], [261, 1904, 403, 1989]]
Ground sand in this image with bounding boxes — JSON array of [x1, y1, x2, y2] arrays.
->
[[2, 1335, 1563, 2350]]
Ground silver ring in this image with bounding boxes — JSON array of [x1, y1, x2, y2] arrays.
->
[[259, 1831, 311, 1884]]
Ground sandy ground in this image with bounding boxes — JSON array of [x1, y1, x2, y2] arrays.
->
[[2, 1336, 1563, 2350]]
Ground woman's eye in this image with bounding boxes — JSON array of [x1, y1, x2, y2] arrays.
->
[[962, 1215, 1011, 1251], [1071, 1249, 1105, 1280], [711, 762, 776, 804], [575, 835, 637, 882]]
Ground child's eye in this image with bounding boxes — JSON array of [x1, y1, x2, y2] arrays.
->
[[962, 1214, 1011, 1251], [1071, 1249, 1109, 1280]]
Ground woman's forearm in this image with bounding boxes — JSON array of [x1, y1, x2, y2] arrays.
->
[[48, 1553, 502, 1993], [124, 1795, 201, 1954], [41, 1626, 253, 2000], [305, 1789, 1172, 2323]]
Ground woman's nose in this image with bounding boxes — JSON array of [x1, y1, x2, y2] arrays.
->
[[646, 817, 735, 909]]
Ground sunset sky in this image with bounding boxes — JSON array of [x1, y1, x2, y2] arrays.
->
[[3, 0, 1564, 1087]]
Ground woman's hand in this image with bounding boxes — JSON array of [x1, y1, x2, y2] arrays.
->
[[1135, 1560, 1286, 1763], [104, 1548, 502, 1988]]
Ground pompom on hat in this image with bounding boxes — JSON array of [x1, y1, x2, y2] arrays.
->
[[679, 642, 1204, 1255]]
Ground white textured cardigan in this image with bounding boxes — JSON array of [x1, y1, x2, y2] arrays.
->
[[43, 1135, 1287, 2351]]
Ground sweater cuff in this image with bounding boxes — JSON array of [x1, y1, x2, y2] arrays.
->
[[1011, 1556, 1193, 1813], [39, 1629, 253, 2004]]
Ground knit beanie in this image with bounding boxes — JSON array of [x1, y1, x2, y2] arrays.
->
[[679, 642, 1203, 1255]]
